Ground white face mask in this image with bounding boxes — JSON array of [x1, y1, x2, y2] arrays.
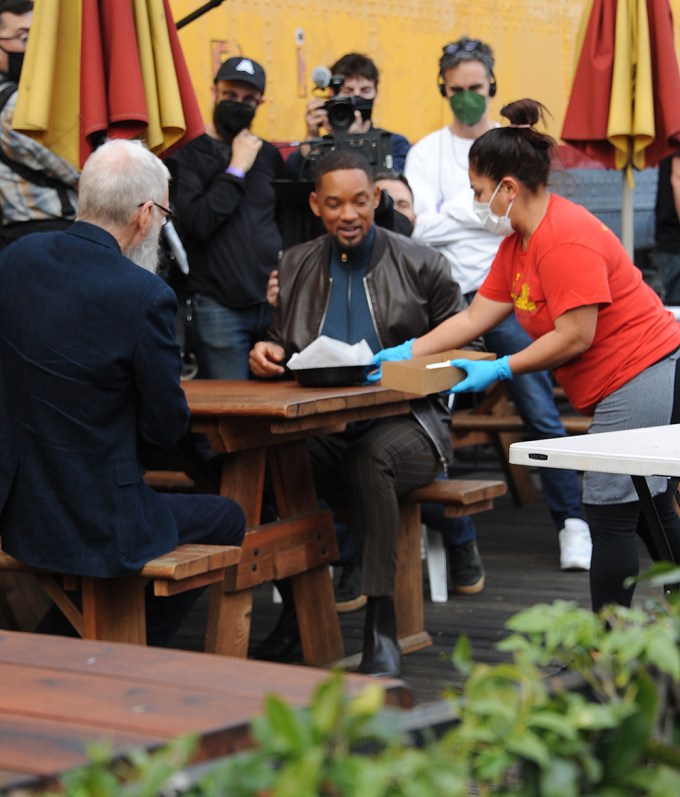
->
[[473, 180, 514, 236]]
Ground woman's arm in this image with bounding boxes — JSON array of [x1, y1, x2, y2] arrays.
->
[[506, 305, 598, 375], [412, 293, 514, 356]]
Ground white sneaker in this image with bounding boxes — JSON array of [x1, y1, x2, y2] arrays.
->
[[559, 518, 592, 571]]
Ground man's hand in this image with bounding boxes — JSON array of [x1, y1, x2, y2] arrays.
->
[[249, 341, 286, 377], [344, 110, 371, 135], [305, 98, 328, 137], [366, 338, 415, 383], [229, 129, 263, 174], [266, 269, 279, 306], [449, 356, 513, 393]]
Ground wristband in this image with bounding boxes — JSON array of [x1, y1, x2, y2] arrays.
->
[[225, 166, 246, 179]]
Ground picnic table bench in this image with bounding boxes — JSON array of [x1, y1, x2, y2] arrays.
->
[[0, 543, 241, 645], [451, 382, 590, 504], [0, 629, 413, 792]]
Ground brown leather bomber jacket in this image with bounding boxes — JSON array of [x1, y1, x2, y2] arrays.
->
[[266, 226, 483, 470]]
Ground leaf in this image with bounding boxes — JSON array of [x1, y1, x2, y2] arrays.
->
[[251, 694, 308, 757], [538, 756, 582, 797], [597, 670, 659, 781], [528, 710, 579, 740], [347, 682, 385, 719], [645, 625, 680, 679], [309, 670, 345, 736], [449, 634, 474, 676], [505, 729, 551, 767], [629, 561, 680, 589]]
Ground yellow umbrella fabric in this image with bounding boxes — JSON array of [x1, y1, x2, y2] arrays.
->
[[607, 0, 654, 175], [133, 0, 188, 155], [11, 0, 204, 169], [12, 0, 82, 168]]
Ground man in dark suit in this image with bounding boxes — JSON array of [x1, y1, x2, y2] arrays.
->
[[0, 138, 245, 645]]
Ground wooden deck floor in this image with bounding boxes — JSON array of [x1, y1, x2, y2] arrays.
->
[[173, 455, 654, 706], [0, 454, 656, 708]]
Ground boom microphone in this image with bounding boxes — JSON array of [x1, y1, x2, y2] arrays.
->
[[311, 65, 331, 90]]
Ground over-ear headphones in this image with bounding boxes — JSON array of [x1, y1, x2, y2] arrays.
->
[[437, 69, 497, 98]]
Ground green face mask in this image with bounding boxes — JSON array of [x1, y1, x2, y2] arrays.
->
[[449, 90, 486, 126]]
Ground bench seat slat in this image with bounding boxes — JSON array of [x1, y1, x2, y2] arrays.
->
[[139, 544, 241, 580], [0, 544, 241, 582], [452, 413, 590, 435], [403, 479, 507, 506]]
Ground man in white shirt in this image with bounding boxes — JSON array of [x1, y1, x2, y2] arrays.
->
[[405, 37, 592, 572]]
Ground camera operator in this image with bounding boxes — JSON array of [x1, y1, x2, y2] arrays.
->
[[285, 53, 410, 179]]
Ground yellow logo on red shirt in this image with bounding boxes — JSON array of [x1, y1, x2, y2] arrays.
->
[[512, 282, 536, 312]]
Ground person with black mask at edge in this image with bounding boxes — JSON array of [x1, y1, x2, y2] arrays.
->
[[0, 0, 78, 248], [168, 57, 284, 379]]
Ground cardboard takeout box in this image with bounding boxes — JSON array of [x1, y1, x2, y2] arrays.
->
[[381, 349, 496, 395]]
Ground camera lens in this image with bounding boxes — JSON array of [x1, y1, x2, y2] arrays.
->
[[325, 98, 356, 132]]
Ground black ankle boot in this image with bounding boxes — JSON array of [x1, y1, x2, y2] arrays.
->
[[250, 602, 301, 663], [356, 596, 401, 677]]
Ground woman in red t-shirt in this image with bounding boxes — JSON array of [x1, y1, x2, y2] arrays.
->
[[372, 98, 680, 612]]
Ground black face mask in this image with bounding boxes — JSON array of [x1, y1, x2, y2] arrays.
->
[[213, 100, 256, 139], [1, 50, 24, 83]]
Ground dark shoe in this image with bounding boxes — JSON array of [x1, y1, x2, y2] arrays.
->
[[356, 596, 401, 677], [249, 606, 301, 663], [448, 540, 485, 595], [334, 560, 367, 613]]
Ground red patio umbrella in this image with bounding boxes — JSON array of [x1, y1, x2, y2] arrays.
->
[[13, 0, 205, 169], [561, 0, 680, 256]]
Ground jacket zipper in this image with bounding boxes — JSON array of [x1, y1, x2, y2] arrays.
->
[[317, 276, 333, 335]]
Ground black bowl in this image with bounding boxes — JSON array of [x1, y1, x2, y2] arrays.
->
[[292, 365, 371, 387]]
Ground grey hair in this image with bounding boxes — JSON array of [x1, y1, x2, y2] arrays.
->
[[77, 139, 170, 228], [438, 37, 495, 81]]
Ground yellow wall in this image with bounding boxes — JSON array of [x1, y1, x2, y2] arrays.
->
[[169, 0, 680, 146]]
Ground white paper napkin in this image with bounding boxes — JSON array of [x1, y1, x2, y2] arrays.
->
[[287, 336, 374, 370]]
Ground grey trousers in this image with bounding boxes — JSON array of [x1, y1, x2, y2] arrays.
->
[[307, 416, 443, 596]]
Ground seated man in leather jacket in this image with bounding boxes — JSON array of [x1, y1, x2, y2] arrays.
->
[[249, 150, 477, 677]]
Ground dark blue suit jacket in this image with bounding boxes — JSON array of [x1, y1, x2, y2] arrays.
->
[[0, 222, 189, 576]]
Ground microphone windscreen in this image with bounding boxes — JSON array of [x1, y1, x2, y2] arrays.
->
[[311, 65, 331, 89]]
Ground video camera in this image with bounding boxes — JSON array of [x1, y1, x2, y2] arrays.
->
[[323, 75, 373, 132], [306, 131, 393, 173]]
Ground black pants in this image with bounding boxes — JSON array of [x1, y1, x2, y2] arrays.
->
[[585, 490, 680, 612], [37, 493, 245, 646], [307, 417, 442, 596]]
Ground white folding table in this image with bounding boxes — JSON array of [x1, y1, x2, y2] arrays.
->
[[509, 424, 680, 562]]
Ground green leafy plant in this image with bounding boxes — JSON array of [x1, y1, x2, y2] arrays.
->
[[34, 735, 198, 797], [25, 577, 680, 797]]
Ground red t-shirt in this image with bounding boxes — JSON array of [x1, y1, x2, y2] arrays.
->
[[479, 194, 680, 415]]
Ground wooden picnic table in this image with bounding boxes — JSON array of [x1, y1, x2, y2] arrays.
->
[[0, 629, 414, 792], [183, 379, 413, 666]]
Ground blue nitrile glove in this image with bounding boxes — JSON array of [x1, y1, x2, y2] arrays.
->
[[366, 338, 415, 383], [449, 355, 514, 393]]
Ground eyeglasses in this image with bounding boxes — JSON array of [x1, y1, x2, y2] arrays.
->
[[442, 39, 482, 58], [138, 200, 175, 227]]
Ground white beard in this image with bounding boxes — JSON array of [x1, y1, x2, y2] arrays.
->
[[126, 226, 162, 274]]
